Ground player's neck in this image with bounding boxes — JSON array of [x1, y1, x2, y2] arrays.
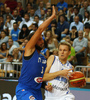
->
[[59, 59, 67, 64]]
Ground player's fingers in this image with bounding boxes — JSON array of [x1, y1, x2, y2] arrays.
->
[[67, 69, 73, 71]]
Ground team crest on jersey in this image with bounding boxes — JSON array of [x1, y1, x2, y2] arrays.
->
[[29, 95, 35, 100], [34, 77, 43, 83], [42, 60, 46, 64]]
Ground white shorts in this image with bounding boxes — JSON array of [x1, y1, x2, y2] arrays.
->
[[44, 93, 75, 100]]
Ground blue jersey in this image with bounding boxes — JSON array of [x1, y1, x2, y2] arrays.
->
[[56, 2, 68, 13], [10, 28, 20, 41], [18, 49, 46, 90]]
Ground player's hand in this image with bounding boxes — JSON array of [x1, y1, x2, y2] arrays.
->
[[45, 83, 52, 92], [60, 69, 73, 79], [52, 6, 56, 19]]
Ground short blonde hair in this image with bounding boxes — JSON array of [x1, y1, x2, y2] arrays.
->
[[58, 42, 71, 51]]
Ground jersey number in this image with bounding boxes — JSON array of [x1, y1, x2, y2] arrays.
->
[[41, 67, 44, 74]]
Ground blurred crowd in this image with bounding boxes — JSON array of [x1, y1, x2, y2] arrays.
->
[[0, 0, 90, 69]]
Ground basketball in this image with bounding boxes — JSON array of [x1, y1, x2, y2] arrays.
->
[[69, 71, 86, 87]]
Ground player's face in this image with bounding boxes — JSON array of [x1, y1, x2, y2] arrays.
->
[[36, 36, 44, 51], [59, 45, 71, 60]]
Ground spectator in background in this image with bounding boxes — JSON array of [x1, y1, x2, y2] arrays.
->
[[65, 36, 75, 65], [40, 9, 46, 20], [69, 26, 78, 43], [82, 11, 90, 24], [28, 0, 38, 10], [12, 9, 22, 24], [19, 13, 33, 30], [71, 0, 77, 8], [56, 9, 67, 22], [41, 40, 50, 59], [56, 0, 68, 14], [3, 54, 14, 73], [29, 23, 38, 34], [34, 15, 43, 26], [56, 14, 69, 41], [10, 22, 20, 41], [83, 23, 90, 55], [73, 30, 88, 65], [69, 16, 84, 31], [52, 48, 58, 56], [3, 15, 16, 32], [25, 3, 32, 13], [0, 30, 9, 47], [0, 42, 8, 59], [67, 4, 74, 22], [3, 7, 13, 21], [46, 7, 52, 17], [45, 2, 51, 13], [7, 38, 21, 60], [0, 15, 4, 34], [44, 30, 58, 54], [50, 19, 58, 39], [83, 23, 90, 40], [18, 24, 30, 44], [16, 2, 24, 17], [79, 0, 90, 18], [35, 1, 46, 18], [70, 7, 82, 23], [29, 8, 35, 21], [0, 5, 5, 15]]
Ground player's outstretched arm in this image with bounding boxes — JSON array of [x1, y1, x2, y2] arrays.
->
[[24, 6, 56, 56]]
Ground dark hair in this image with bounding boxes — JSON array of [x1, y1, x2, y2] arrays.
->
[[47, 7, 52, 12], [33, 23, 38, 28], [51, 19, 57, 26], [7, 54, 14, 58], [59, 14, 66, 19], [22, 24, 28, 28], [26, 2, 32, 7], [84, 23, 90, 29], [1, 30, 7, 36], [24, 13, 30, 17], [21, 24, 30, 33], [1, 42, 7, 51], [84, 11, 90, 20], [72, 26, 77, 30], [73, 7, 79, 12], [34, 15, 39, 19]]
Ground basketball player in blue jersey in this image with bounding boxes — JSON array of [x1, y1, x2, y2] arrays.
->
[[16, 6, 56, 100], [43, 42, 86, 100]]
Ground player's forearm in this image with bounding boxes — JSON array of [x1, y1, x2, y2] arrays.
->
[[43, 71, 61, 81]]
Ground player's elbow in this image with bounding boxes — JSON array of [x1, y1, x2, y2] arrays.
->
[[38, 26, 44, 33]]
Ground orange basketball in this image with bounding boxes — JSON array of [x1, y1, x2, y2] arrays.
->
[[69, 71, 86, 87]]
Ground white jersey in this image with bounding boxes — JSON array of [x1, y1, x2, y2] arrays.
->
[[45, 56, 73, 99]]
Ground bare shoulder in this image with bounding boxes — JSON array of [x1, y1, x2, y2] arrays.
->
[[47, 55, 55, 64], [45, 55, 55, 73]]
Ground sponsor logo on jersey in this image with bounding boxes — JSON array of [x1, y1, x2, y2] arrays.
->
[[22, 89, 25, 91], [34, 77, 43, 83], [29, 95, 35, 100]]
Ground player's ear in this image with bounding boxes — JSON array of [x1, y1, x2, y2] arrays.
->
[[68, 51, 71, 55]]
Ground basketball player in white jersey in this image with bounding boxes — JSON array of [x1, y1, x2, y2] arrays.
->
[[43, 42, 75, 100]]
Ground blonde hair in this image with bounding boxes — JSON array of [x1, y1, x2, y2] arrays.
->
[[58, 42, 71, 51]]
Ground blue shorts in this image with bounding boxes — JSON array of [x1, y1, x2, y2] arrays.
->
[[16, 83, 42, 100]]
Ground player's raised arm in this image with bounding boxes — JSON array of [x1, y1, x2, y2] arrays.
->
[[24, 6, 56, 56]]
